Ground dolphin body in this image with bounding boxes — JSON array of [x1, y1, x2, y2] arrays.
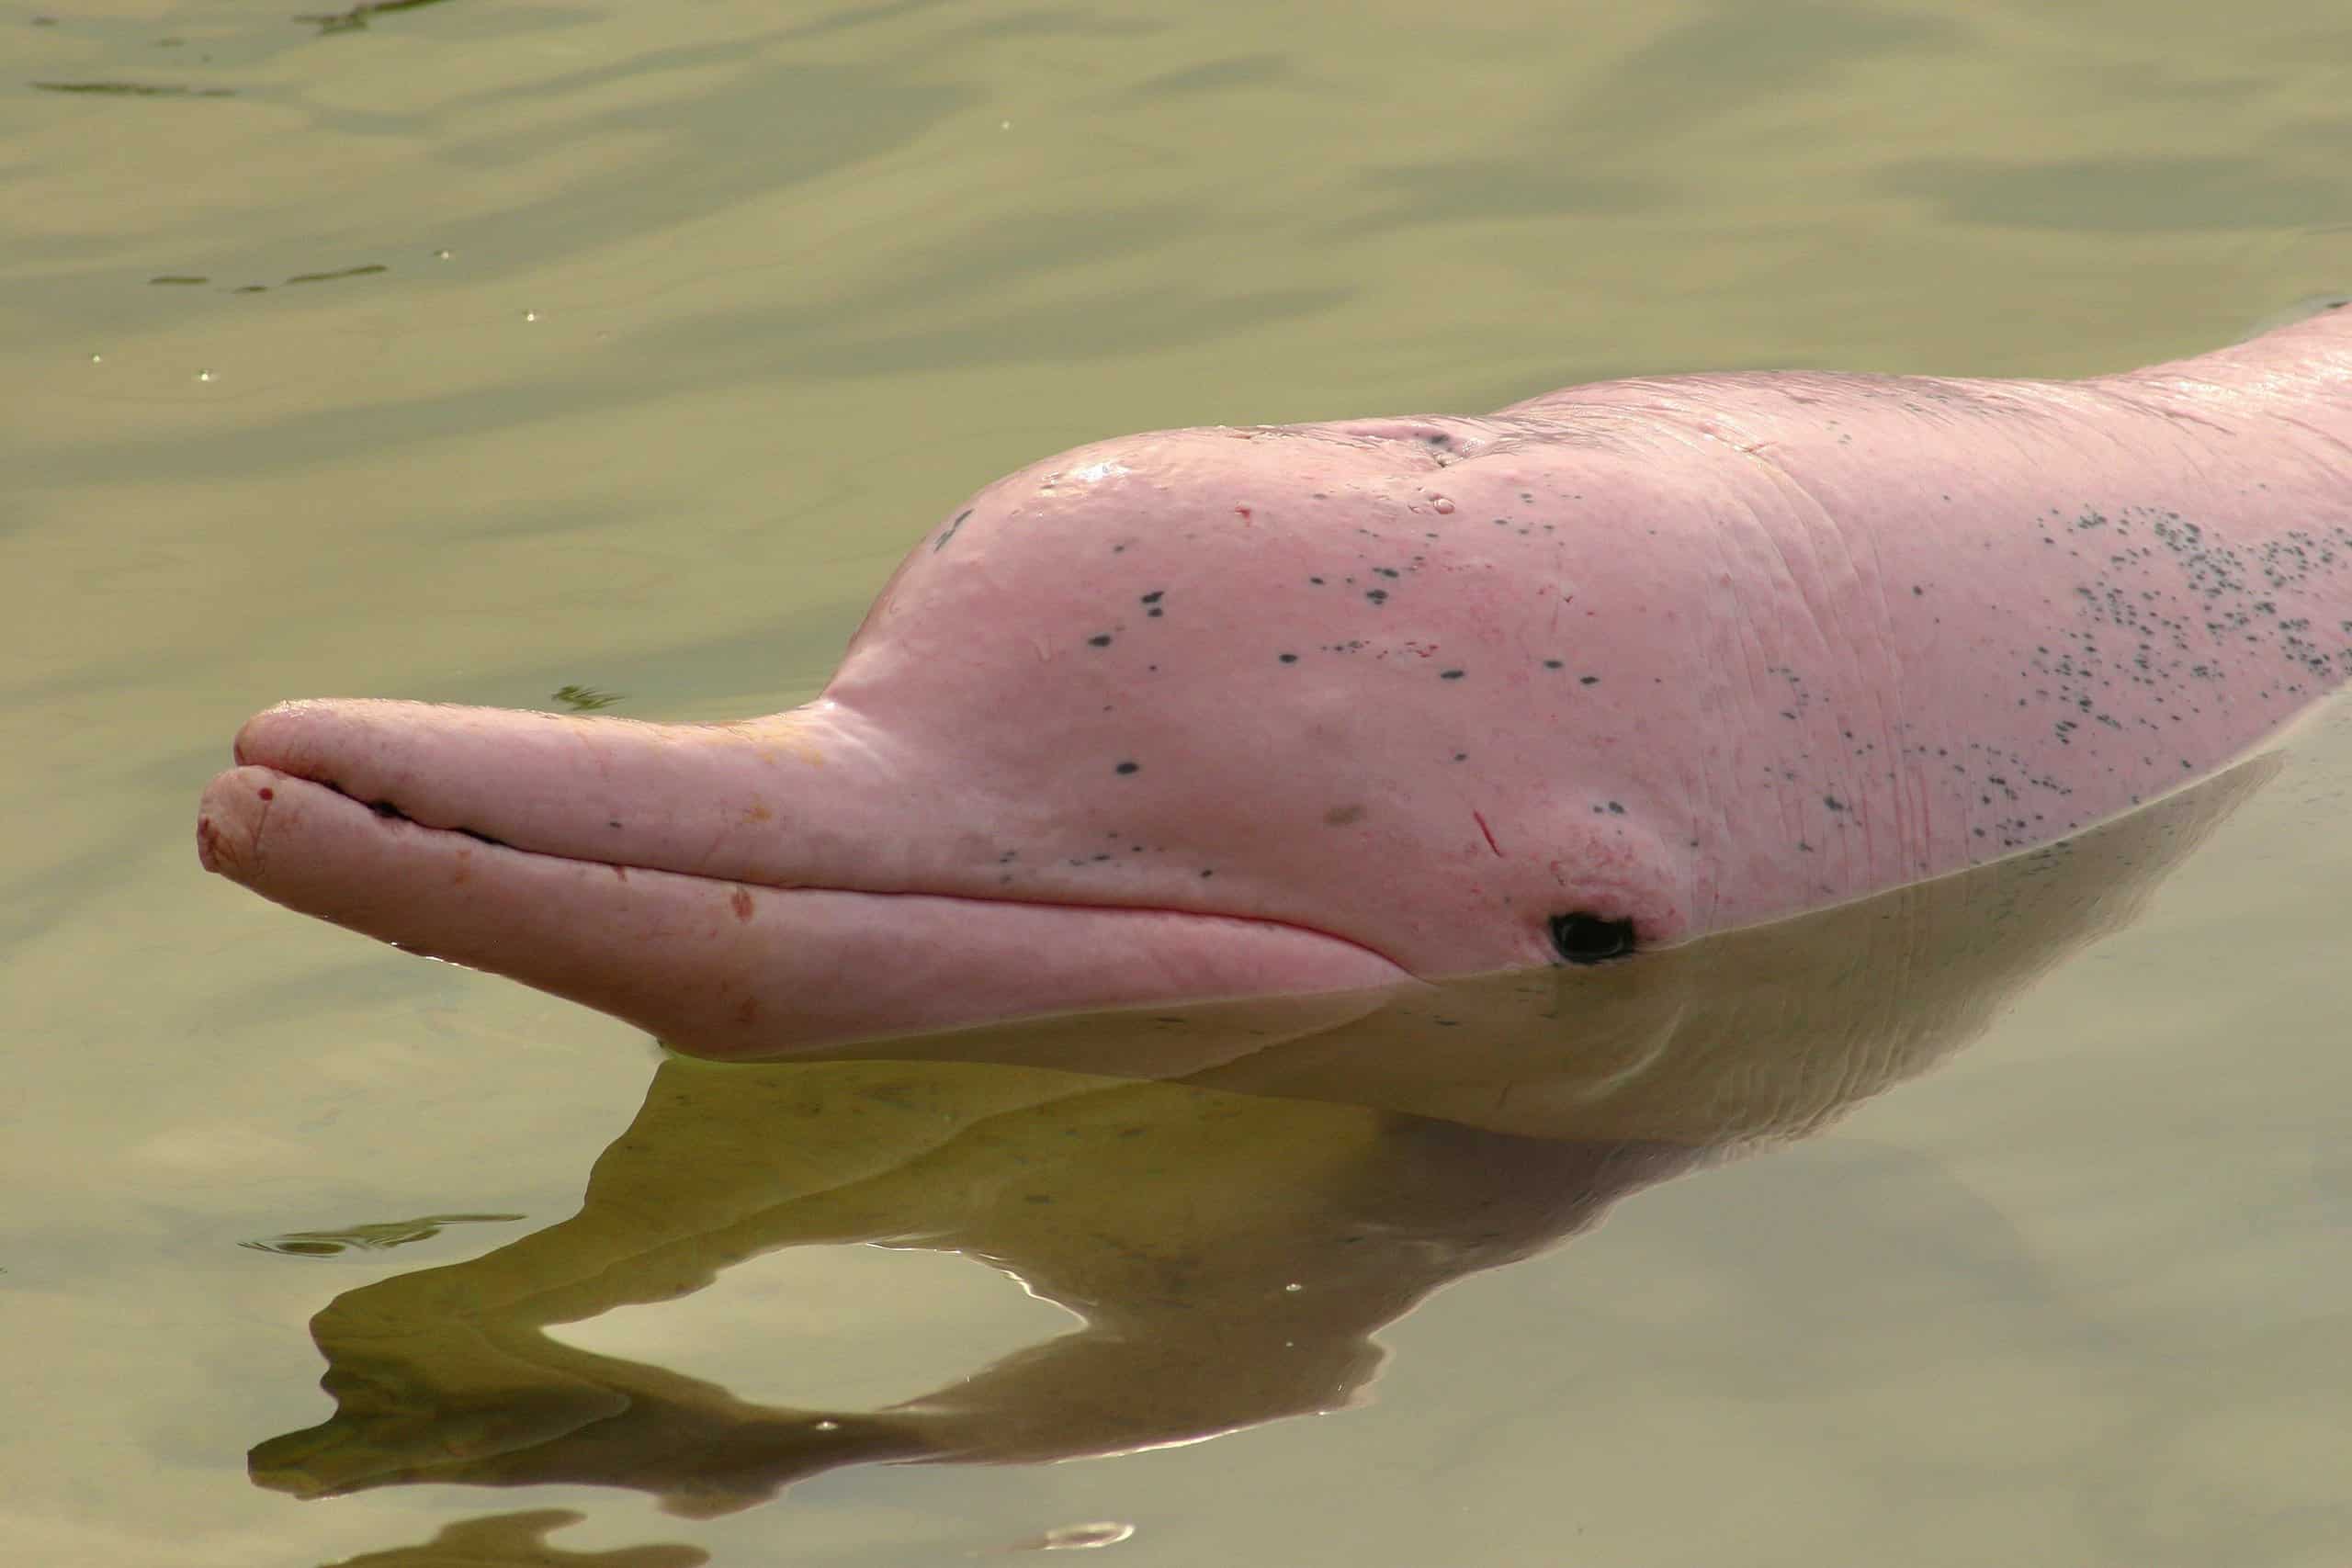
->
[[198, 307, 2352, 1057]]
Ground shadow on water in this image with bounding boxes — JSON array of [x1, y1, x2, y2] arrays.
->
[[249, 753, 2275, 1519], [303, 1508, 708, 1567]]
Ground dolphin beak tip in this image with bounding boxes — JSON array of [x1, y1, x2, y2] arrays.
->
[[231, 698, 329, 770], [197, 765, 277, 884]]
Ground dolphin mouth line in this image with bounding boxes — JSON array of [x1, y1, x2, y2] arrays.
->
[[358, 792, 513, 850], [253, 769, 1421, 978]]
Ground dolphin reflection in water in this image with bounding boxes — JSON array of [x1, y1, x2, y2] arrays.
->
[[251, 756, 2279, 1517]]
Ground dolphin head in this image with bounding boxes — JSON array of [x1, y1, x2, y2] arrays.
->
[[198, 420, 1698, 1056], [831, 422, 1697, 962]]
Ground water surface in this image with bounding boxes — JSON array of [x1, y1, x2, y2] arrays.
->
[[6, 2, 2348, 1562]]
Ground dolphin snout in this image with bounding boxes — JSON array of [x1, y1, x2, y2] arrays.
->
[[196, 765, 277, 882]]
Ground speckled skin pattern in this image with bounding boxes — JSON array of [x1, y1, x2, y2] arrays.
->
[[199, 308, 2351, 1056]]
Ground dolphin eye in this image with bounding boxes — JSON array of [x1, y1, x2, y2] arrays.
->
[[1548, 912, 1636, 964]]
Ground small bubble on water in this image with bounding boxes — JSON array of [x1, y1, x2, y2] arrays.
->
[[195, 368, 213, 382], [1014, 1521, 1134, 1551], [522, 310, 538, 322]]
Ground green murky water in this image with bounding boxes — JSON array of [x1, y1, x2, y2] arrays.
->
[[6, 2, 2348, 1562]]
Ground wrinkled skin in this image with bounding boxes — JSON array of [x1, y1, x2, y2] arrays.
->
[[198, 307, 2352, 1056]]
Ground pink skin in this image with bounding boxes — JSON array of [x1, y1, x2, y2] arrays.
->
[[198, 307, 2352, 1057]]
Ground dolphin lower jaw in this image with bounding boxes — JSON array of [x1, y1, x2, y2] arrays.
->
[[195, 765, 1418, 1057]]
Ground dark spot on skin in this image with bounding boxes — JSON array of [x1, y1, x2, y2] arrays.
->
[[932, 509, 971, 552], [1088, 634, 1113, 648], [1365, 589, 1388, 604], [1323, 804, 1365, 826], [1824, 795, 1846, 811], [1549, 912, 1636, 964], [1440, 669, 1464, 680], [1114, 761, 1140, 775], [257, 786, 275, 801], [608, 819, 623, 829], [1278, 652, 1298, 663], [1606, 801, 1624, 814], [1141, 591, 1164, 604], [1544, 660, 1564, 670], [729, 887, 754, 922], [1308, 576, 1325, 585], [1579, 675, 1600, 686]]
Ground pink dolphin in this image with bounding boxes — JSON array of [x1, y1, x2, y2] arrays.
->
[[198, 306, 2352, 1056]]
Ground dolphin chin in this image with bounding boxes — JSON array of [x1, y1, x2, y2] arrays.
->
[[197, 742, 1418, 1058]]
